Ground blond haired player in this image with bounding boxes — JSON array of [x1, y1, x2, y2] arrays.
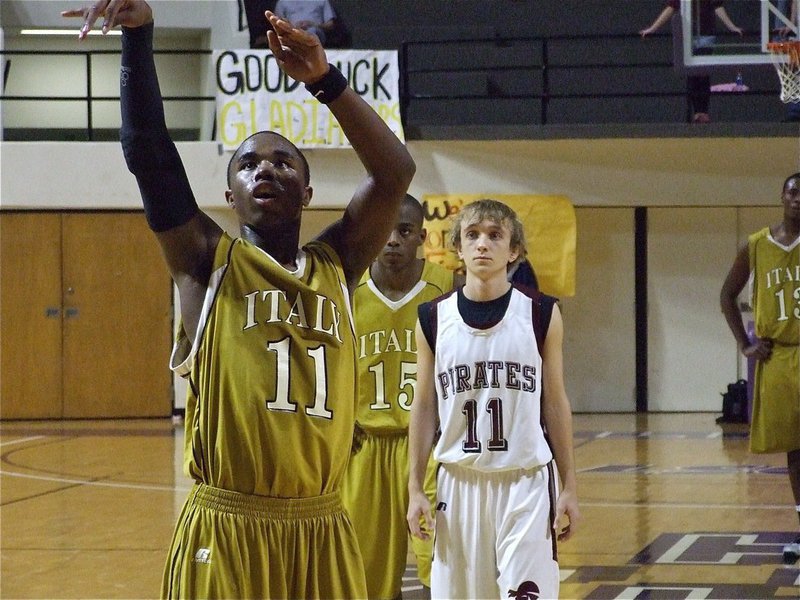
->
[[343, 194, 462, 598], [408, 199, 580, 599], [64, 1, 414, 597]]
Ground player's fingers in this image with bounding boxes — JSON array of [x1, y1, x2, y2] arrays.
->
[[102, 0, 126, 33], [266, 11, 294, 36], [409, 521, 424, 539], [61, 7, 96, 39], [85, 2, 111, 30], [557, 522, 572, 542], [409, 510, 432, 541], [266, 30, 284, 60], [407, 509, 421, 538], [414, 527, 430, 541], [266, 12, 317, 48], [424, 509, 435, 535], [553, 506, 567, 535], [64, 2, 110, 39]]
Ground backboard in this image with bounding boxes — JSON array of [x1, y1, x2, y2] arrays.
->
[[677, 0, 798, 72]]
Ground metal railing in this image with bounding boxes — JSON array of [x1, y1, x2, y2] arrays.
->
[[1, 49, 214, 141], [399, 32, 780, 127], [0, 32, 783, 141]]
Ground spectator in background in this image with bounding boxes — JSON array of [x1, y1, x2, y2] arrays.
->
[[242, 0, 276, 48], [274, 0, 338, 48], [772, 0, 800, 121], [640, 0, 743, 124]]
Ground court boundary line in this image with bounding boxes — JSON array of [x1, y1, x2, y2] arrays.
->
[[0, 468, 792, 510]]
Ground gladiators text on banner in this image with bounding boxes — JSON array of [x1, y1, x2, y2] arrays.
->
[[214, 49, 404, 150]]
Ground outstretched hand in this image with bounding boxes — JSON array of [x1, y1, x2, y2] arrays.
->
[[62, 0, 153, 40], [265, 11, 328, 84]]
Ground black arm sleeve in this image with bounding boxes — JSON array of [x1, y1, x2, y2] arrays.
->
[[119, 23, 198, 232]]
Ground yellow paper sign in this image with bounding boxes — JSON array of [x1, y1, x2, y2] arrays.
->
[[422, 194, 576, 297]]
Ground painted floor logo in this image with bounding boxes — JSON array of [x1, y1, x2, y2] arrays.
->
[[508, 580, 540, 599], [194, 548, 212, 564]]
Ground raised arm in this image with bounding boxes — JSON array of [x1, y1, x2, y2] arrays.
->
[[540, 304, 581, 542], [264, 12, 416, 289], [63, 0, 223, 340], [407, 319, 438, 541]]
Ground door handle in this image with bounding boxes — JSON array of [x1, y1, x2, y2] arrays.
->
[[45, 307, 60, 318], [65, 307, 79, 319]]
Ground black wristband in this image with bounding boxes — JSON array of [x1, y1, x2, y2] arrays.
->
[[305, 64, 348, 104]]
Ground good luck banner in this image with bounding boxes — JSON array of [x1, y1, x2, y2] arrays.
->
[[214, 49, 404, 150]]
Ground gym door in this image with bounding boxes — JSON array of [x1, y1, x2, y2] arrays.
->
[[0, 212, 173, 419]]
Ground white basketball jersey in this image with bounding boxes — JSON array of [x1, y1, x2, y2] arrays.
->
[[432, 288, 553, 471]]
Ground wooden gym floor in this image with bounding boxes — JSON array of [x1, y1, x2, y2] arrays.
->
[[1, 413, 798, 599]]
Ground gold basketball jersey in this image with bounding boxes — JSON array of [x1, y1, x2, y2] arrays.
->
[[353, 261, 454, 433], [749, 227, 800, 344], [172, 233, 357, 497]]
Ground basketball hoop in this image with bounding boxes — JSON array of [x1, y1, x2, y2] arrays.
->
[[767, 41, 800, 103]]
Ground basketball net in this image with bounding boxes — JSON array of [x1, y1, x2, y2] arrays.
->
[[768, 41, 800, 104]]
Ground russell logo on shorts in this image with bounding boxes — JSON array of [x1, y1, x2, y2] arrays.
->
[[508, 580, 540, 599], [193, 548, 212, 564]]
